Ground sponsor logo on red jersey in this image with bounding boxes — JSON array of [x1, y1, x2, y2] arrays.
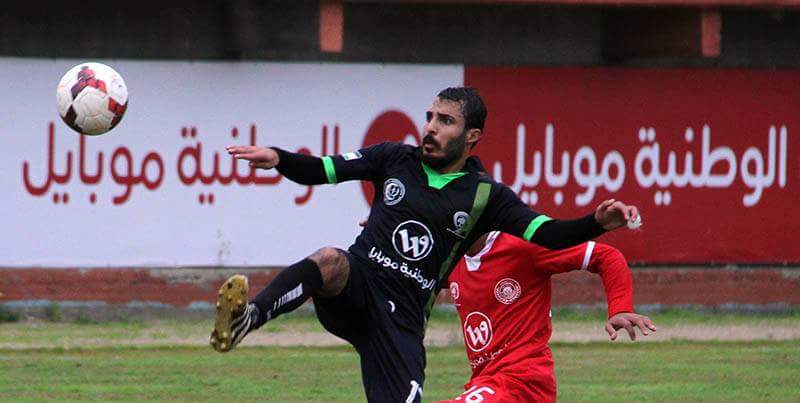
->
[[464, 312, 493, 352]]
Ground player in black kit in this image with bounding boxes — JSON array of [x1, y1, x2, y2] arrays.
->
[[210, 87, 639, 402]]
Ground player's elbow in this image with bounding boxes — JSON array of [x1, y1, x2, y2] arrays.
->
[[603, 244, 624, 260], [594, 244, 630, 271]]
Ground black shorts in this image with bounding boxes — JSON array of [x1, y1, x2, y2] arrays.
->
[[313, 250, 426, 403]]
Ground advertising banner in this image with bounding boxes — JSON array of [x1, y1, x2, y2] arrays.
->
[[466, 67, 798, 263], [3, 60, 796, 265], [3, 59, 461, 267]]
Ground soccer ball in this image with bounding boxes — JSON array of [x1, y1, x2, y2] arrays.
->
[[56, 62, 128, 136]]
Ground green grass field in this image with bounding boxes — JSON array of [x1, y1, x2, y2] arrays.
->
[[1, 310, 798, 402], [0, 342, 798, 402]]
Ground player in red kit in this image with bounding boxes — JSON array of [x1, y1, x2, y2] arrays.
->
[[439, 231, 656, 402]]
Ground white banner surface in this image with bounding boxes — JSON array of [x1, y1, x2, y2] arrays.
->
[[2, 58, 462, 267]]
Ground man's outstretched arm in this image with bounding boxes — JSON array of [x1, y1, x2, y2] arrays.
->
[[486, 182, 641, 250], [227, 142, 395, 185], [530, 199, 640, 249], [586, 243, 657, 341], [226, 146, 328, 185]]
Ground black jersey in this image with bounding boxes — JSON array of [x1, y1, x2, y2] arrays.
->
[[321, 142, 552, 331]]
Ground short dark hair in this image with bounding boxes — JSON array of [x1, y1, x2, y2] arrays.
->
[[437, 87, 487, 132]]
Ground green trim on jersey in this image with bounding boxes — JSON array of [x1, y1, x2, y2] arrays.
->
[[321, 156, 337, 184], [523, 215, 553, 241], [423, 182, 492, 325], [421, 162, 467, 190]]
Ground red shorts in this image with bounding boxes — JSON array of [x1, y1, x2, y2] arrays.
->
[[436, 348, 556, 403]]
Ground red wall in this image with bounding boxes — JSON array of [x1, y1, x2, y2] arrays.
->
[[2, 268, 797, 309], [466, 67, 799, 264]]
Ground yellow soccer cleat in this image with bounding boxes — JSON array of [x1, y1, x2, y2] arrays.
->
[[210, 275, 252, 353]]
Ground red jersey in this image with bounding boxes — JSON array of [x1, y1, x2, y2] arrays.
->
[[447, 231, 633, 379]]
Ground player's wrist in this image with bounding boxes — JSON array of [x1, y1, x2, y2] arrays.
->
[[268, 147, 281, 166], [584, 213, 607, 234], [607, 307, 634, 319]]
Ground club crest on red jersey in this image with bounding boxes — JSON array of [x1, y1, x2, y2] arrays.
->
[[494, 278, 521, 305], [449, 282, 459, 300]]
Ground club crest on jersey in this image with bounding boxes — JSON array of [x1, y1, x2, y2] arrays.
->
[[494, 278, 522, 305], [449, 282, 459, 300], [383, 178, 405, 206], [392, 220, 434, 261], [463, 312, 493, 352]]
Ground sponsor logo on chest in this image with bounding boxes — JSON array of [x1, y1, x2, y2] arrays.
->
[[463, 311, 493, 352], [392, 220, 434, 261]]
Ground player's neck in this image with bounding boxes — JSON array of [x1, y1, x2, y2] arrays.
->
[[433, 154, 468, 174], [466, 233, 490, 257]]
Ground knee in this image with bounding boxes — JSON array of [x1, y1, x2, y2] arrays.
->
[[308, 247, 347, 270], [310, 247, 348, 278], [309, 247, 349, 296]]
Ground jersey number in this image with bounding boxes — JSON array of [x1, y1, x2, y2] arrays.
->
[[458, 385, 496, 402]]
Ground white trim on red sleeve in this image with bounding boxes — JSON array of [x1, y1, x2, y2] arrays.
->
[[581, 241, 596, 270]]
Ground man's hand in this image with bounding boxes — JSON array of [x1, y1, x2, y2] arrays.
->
[[595, 199, 640, 231], [226, 145, 279, 169], [605, 312, 657, 341]]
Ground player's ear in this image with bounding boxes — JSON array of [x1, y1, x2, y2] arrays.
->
[[466, 128, 482, 149]]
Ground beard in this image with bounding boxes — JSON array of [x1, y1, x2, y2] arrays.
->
[[421, 131, 467, 170]]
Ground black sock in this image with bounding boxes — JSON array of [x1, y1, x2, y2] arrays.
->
[[250, 258, 323, 328]]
